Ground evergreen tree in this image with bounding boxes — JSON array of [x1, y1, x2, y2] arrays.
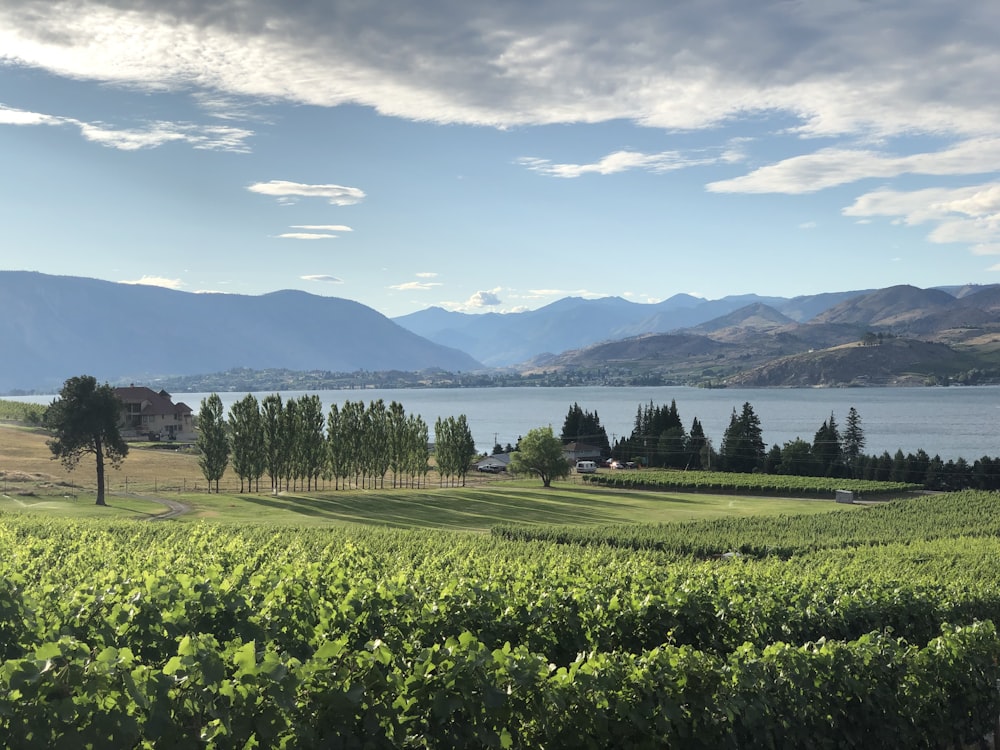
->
[[812, 413, 842, 477], [841, 406, 865, 477], [196, 393, 229, 493], [720, 402, 765, 473], [890, 449, 907, 482], [686, 417, 707, 469], [559, 402, 611, 456], [45, 375, 129, 506]]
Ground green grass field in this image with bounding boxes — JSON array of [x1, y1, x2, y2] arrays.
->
[[1, 480, 852, 530], [0, 420, 857, 529]]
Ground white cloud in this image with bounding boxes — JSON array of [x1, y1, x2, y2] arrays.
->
[[277, 233, 338, 240], [389, 281, 442, 291], [118, 275, 183, 289], [1, 1, 997, 139], [290, 224, 353, 232], [525, 288, 606, 299], [708, 138, 1000, 195], [0, 103, 253, 151], [0, 104, 59, 126], [248, 180, 366, 205], [468, 289, 502, 307], [416, 272, 438, 278], [301, 274, 343, 283], [844, 182, 1000, 253], [799, 221, 817, 230], [519, 148, 735, 178]]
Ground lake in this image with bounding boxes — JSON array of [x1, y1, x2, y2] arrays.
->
[[159, 385, 1000, 461]]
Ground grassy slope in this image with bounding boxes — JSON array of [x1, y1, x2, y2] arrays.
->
[[0, 424, 853, 530]]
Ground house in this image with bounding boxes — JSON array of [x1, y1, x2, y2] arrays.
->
[[562, 441, 603, 463], [114, 385, 195, 441], [476, 452, 512, 473]]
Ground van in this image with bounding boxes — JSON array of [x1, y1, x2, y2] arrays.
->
[[575, 460, 597, 474]]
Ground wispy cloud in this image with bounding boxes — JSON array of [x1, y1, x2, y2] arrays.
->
[[416, 272, 438, 278], [277, 233, 339, 240], [290, 224, 353, 232], [248, 180, 366, 205], [519, 148, 739, 178], [301, 274, 344, 283], [118, 275, 183, 289], [844, 182, 1000, 255], [0, 103, 253, 152], [708, 138, 1000, 195], [389, 280, 442, 291]]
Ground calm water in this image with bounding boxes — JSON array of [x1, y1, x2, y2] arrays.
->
[[15, 386, 999, 460], [166, 385, 999, 461]]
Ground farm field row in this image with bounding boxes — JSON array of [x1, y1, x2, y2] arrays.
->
[[3, 499, 1000, 747]]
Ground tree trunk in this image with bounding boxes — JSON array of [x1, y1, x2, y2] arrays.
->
[[95, 438, 107, 506]]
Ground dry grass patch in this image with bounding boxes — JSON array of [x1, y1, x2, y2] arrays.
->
[[0, 424, 202, 494]]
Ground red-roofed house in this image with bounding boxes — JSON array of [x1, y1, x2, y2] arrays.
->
[[114, 386, 195, 441]]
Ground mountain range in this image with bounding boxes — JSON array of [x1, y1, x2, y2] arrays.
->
[[0, 271, 480, 393], [3, 271, 1000, 393]]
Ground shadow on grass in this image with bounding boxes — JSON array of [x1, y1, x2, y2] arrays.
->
[[225, 483, 708, 531]]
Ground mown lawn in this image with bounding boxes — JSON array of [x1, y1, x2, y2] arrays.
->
[[0, 423, 856, 529]]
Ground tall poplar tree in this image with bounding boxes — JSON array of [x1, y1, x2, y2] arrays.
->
[[196, 393, 229, 493], [228, 394, 264, 493], [261, 394, 285, 493]]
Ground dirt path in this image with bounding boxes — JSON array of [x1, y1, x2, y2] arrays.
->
[[114, 493, 191, 520]]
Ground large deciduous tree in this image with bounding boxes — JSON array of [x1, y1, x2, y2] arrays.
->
[[510, 426, 570, 487], [45, 375, 129, 506], [197, 393, 229, 493]]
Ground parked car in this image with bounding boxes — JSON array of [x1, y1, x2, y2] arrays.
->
[[575, 460, 597, 474], [477, 464, 505, 473]]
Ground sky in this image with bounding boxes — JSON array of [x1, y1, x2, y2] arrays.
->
[[2, 0, 1000, 318]]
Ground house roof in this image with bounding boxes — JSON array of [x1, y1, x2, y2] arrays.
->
[[114, 386, 193, 417], [478, 453, 512, 466], [562, 441, 602, 454]]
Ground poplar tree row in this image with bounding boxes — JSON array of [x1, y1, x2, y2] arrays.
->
[[198, 394, 450, 493]]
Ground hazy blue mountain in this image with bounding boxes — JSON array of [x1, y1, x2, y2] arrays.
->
[[394, 291, 871, 366], [0, 271, 481, 393]]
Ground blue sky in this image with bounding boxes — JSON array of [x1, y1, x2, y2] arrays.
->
[[2, 0, 999, 317]]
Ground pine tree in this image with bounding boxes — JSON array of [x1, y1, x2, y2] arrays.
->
[[45, 375, 129, 506], [720, 402, 765, 473], [841, 406, 865, 478]]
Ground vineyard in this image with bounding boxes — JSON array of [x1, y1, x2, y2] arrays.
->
[[582, 468, 921, 496], [3, 492, 1000, 747]]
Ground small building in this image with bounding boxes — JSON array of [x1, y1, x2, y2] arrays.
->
[[835, 489, 855, 504], [114, 385, 195, 441], [562, 441, 603, 464], [476, 452, 512, 473]]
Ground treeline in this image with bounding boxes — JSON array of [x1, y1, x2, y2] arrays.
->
[[580, 399, 1000, 491], [196, 393, 477, 493]]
